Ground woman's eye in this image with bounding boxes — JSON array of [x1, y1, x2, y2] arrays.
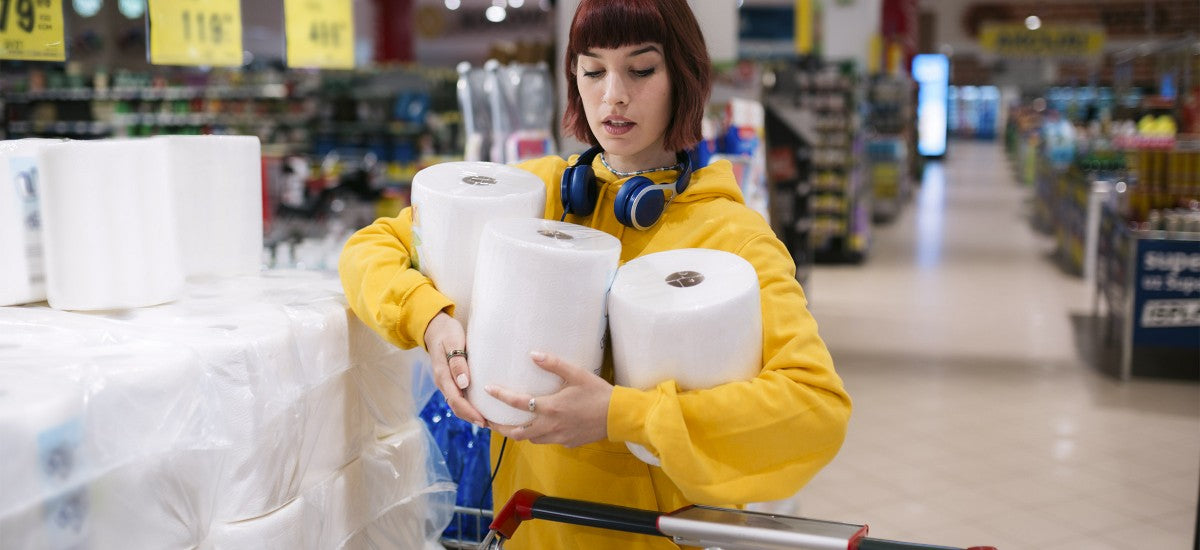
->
[[581, 69, 604, 78], [632, 67, 656, 78]]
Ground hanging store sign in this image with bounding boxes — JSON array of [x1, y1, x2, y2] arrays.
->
[[0, 0, 66, 61], [148, 0, 243, 67], [284, 0, 354, 69], [979, 24, 1104, 58]]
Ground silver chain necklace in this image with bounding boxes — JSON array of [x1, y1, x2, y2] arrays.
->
[[600, 152, 682, 177]]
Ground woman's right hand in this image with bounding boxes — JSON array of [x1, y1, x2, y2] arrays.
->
[[424, 311, 489, 427]]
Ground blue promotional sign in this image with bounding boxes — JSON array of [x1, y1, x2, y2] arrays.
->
[[913, 54, 948, 157], [1132, 238, 1200, 347]]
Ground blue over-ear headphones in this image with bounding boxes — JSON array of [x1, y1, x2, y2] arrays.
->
[[560, 146, 694, 230]]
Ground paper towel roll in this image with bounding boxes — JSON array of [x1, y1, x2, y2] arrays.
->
[[608, 248, 762, 465], [0, 485, 91, 550], [89, 449, 223, 550], [0, 138, 61, 306], [348, 315, 428, 438], [37, 138, 184, 310], [200, 492, 309, 550], [155, 135, 263, 278], [411, 161, 545, 323], [466, 219, 621, 426], [0, 373, 87, 518]]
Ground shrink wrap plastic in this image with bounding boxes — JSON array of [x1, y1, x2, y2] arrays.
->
[[608, 249, 763, 465], [0, 271, 440, 545], [348, 315, 434, 438], [410, 161, 545, 323], [36, 138, 184, 310], [466, 219, 621, 426], [154, 135, 264, 278], [0, 372, 89, 549], [0, 138, 61, 306], [202, 420, 454, 550]]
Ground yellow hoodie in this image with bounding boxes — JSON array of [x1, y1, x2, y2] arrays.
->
[[339, 155, 851, 549]]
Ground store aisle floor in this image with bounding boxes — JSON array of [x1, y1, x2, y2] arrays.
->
[[781, 141, 1199, 549]]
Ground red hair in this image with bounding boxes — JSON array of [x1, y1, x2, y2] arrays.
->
[[562, 0, 712, 152]]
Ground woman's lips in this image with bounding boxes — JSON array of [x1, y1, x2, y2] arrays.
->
[[602, 120, 635, 136]]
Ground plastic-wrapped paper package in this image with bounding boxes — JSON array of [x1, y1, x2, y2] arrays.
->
[[202, 420, 454, 550], [466, 219, 621, 426], [0, 372, 89, 548], [0, 138, 62, 306], [608, 248, 763, 465], [155, 135, 263, 278], [83, 289, 368, 522], [37, 138, 184, 310], [410, 161, 545, 323], [0, 314, 227, 549], [348, 313, 433, 438]]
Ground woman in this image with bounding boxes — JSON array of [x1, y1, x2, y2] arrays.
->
[[339, 1, 851, 547]]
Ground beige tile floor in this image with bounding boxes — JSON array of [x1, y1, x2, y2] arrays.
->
[[770, 141, 1199, 549]]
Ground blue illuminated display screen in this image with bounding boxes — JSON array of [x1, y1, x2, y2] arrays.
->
[[913, 54, 949, 157]]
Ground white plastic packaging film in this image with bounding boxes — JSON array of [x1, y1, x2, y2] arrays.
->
[[410, 161, 545, 323], [155, 135, 264, 278], [0, 373, 88, 532], [466, 219, 621, 426], [608, 248, 763, 465], [0, 138, 61, 306], [77, 273, 370, 522], [348, 314, 432, 438], [37, 138, 185, 310], [201, 421, 454, 550]]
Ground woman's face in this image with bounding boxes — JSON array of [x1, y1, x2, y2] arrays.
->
[[574, 42, 674, 169]]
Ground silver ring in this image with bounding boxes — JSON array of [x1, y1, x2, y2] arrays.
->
[[528, 397, 537, 413], [445, 349, 468, 362]]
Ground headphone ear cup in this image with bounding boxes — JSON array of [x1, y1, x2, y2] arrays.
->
[[614, 176, 660, 228], [563, 165, 598, 216]]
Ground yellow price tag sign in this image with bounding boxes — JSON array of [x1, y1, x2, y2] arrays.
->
[[148, 0, 243, 67], [0, 0, 65, 61], [284, 0, 354, 69]]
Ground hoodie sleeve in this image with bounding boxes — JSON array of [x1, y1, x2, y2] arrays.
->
[[338, 207, 454, 351], [606, 233, 851, 505]]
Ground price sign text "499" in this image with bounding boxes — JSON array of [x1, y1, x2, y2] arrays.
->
[[0, 0, 65, 61]]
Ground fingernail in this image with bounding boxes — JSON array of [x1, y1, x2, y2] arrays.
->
[[455, 373, 469, 389], [530, 351, 546, 361], [484, 384, 496, 394]]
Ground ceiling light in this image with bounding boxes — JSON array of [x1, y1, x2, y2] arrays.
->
[[1025, 15, 1041, 30], [445, 0, 460, 9], [486, 6, 507, 22]]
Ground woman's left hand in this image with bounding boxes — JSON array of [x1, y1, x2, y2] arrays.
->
[[486, 351, 613, 448]]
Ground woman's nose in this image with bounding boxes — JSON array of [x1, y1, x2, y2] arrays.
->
[[602, 75, 629, 106]]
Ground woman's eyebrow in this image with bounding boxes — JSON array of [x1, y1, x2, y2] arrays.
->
[[579, 45, 662, 59]]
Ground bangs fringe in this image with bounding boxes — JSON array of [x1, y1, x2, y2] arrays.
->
[[570, 0, 667, 53]]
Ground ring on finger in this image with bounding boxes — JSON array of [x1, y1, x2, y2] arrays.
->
[[528, 397, 537, 413], [445, 349, 468, 362]]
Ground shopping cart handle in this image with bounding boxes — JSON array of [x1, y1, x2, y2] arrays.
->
[[486, 490, 998, 550], [487, 489, 666, 540], [856, 538, 997, 550]]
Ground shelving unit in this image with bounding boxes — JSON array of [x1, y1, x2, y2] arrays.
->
[[864, 75, 913, 222]]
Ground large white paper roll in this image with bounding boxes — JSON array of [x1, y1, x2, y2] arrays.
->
[[0, 372, 87, 519], [348, 314, 429, 438], [37, 138, 184, 310], [156, 135, 263, 278], [0, 138, 61, 306], [608, 248, 763, 466], [89, 449, 223, 550], [466, 219, 621, 426], [411, 161, 545, 323]]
